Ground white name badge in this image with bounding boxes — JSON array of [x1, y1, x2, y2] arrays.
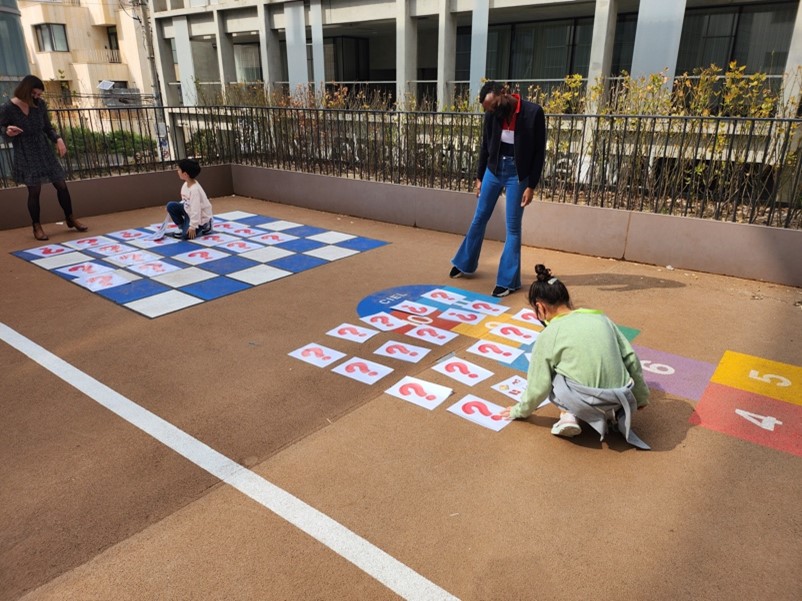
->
[[501, 129, 515, 144]]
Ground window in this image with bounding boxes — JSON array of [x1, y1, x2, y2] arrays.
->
[[34, 23, 68, 52], [610, 14, 637, 75], [234, 44, 261, 83], [677, 2, 795, 75]]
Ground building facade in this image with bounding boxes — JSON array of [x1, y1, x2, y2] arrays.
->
[[0, 0, 29, 98], [16, 0, 157, 106], [149, 0, 802, 108]]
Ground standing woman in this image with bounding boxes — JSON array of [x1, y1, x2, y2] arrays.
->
[[449, 81, 546, 298], [0, 75, 87, 240]]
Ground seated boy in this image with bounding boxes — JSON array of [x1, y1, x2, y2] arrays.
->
[[167, 158, 213, 240]]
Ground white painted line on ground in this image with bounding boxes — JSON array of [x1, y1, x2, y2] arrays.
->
[[0, 322, 458, 601]]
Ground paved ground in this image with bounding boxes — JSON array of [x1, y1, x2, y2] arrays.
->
[[1, 195, 801, 601]]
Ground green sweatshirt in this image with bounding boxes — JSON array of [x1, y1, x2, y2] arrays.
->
[[510, 308, 650, 419]]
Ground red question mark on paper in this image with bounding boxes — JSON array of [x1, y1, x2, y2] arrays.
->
[[453, 312, 477, 322], [78, 238, 98, 245], [87, 275, 114, 287], [399, 383, 436, 401], [472, 302, 492, 311], [142, 263, 166, 273], [189, 251, 212, 260], [417, 328, 445, 340], [478, 343, 512, 357], [41, 247, 65, 255], [207, 235, 223, 242], [401, 304, 428, 314], [387, 344, 418, 357], [431, 291, 452, 300], [68, 264, 92, 273], [518, 311, 538, 322], [500, 326, 531, 339], [301, 347, 331, 360], [228, 242, 248, 249], [263, 234, 281, 241], [235, 228, 253, 235], [370, 315, 392, 326], [445, 361, 478, 378], [345, 362, 377, 376], [121, 231, 137, 238], [463, 400, 503, 421], [338, 326, 366, 337]]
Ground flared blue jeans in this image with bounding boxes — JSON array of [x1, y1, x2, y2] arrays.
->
[[451, 156, 528, 290]]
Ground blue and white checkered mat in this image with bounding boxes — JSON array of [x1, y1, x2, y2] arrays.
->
[[13, 210, 388, 318]]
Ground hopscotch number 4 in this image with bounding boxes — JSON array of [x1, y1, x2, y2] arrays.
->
[[734, 409, 783, 431]]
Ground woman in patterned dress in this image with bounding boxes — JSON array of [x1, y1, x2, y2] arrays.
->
[[0, 75, 87, 240]]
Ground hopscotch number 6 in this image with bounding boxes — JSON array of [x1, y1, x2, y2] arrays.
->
[[735, 409, 783, 432], [640, 360, 675, 375], [748, 370, 791, 387]]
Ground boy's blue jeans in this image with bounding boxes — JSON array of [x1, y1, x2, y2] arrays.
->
[[167, 201, 211, 239], [451, 156, 528, 290]]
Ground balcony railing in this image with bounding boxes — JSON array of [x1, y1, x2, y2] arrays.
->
[[72, 48, 121, 64], [1, 106, 800, 229]]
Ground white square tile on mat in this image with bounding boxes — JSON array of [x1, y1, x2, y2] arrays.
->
[[227, 265, 292, 285], [125, 290, 204, 318], [258, 220, 302, 231], [303, 245, 360, 261], [240, 246, 294, 263], [214, 211, 256, 220], [307, 231, 356, 244], [151, 267, 216, 288], [32, 251, 94, 270]]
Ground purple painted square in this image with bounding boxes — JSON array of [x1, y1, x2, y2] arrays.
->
[[633, 345, 716, 403]]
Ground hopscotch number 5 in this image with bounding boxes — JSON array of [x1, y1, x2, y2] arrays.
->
[[735, 409, 783, 431], [641, 360, 675, 375], [748, 370, 791, 387]]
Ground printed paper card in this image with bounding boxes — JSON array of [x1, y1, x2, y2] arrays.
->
[[374, 340, 431, 364], [105, 250, 161, 267], [63, 236, 116, 250], [227, 226, 266, 237], [250, 232, 299, 245], [130, 236, 180, 249], [491, 375, 529, 403], [438, 307, 485, 325], [489, 323, 540, 345], [385, 376, 452, 409], [420, 289, 466, 305], [219, 239, 264, 253], [91, 243, 138, 257], [466, 340, 524, 364], [107, 229, 147, 241], [456, 299, 509, 316], [209, 221, 244, 232], [327, 323, 380, 343], [332, 357, 393, 384], [433, 357, 494, 386], [191, 233, 239, 247], [391, 300, 438, 316], [127, 261, 183, 277], [74, 272, 134, 292], [173, 248, 229, 265], [56, 261, 114, 279], [360, 312, 408, 331], [24, 244, 69, 258], [447, 395, 511, 432], [404, 325, 459, 346], [289, 343, 346, 368], [511, 308, 543, 326]]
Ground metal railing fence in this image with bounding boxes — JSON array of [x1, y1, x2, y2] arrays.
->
[[1, 106, 800, 229]]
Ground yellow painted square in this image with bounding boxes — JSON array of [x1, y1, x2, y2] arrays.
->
[[711, 350, 802, 406], [453, 313, 518, 345]]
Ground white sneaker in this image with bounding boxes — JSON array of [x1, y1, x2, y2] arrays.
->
[[551, 414, 582, 437]]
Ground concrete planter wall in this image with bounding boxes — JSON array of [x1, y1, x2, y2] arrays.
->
[[1, 164, 799, 287]]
